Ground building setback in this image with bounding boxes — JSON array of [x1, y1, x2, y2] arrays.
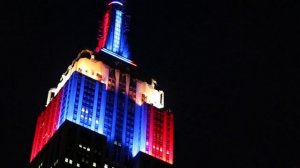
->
[[29, 0, 174, 167]]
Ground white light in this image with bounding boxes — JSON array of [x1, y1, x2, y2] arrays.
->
[[87, 147, 90, 151], [104, 164, 108, 168], [65, 158, 68, 162], [93, 162, 97, 167], [108, 1, 123, 6], [79, 144, 82, 148], [69, 159, 73, 164], [77, 163, 80, 167], [101, 48, 137, 66]]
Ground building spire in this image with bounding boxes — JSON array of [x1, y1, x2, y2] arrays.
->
[[95, 0, 130, 60]]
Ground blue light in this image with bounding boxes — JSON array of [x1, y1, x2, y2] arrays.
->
[[113, 10, 122, 52]]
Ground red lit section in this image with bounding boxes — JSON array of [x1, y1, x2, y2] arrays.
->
[[145, 105, 174, 164], [95, 10, 110, 52], [30, 91, 62, 162]]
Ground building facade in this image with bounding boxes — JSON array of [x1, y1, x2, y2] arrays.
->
[[29, 0, 174, 167]]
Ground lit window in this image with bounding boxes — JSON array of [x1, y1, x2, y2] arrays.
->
[[79, 144, 82, 148], [69, 159, 73, 164], [77, 163, 80, 167], [104, 164, 108, 168], [83, 146, 86, 150], [65, 158, 68, 162], [81, 108, 85, 112], [87, 147, 90, 151], [93, 162, 97, 167], [95, 120, 99, 124]]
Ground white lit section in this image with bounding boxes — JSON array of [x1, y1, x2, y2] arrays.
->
[[113, 10, 122, 52], [101, 48, 137, 66], [46, 88, 56, 106], [48, 50, 110, 105], [136, 79, 164, 109], [74, 57, 109, 84]]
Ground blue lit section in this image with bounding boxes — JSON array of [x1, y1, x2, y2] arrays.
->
[[57, 72, 106, 134], [98, 3, 131, 60], [56, 71, 140, 160], [132, 104, 147, 156], [113, 10, 122, 53]]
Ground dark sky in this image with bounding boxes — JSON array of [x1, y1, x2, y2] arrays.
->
[[2, 0, 300, 167]]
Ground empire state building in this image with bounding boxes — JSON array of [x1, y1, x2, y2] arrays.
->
[[29, 1, 174, 167]]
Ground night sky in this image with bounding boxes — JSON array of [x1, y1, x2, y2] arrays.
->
[[2, 0, 300, 167]]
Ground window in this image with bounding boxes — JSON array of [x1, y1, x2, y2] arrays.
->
[[93, 162, 97, 167]]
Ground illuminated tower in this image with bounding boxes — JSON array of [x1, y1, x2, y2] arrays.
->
[[29, 0, 174, 167], [95, 0, 131, 62]]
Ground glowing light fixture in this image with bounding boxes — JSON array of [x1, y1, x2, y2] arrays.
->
[[108, 1, 123, 6]]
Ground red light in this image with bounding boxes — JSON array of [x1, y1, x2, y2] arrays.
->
[[30, 91, 62, 162]]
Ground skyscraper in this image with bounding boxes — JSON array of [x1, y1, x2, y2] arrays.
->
[[29, 0, 174, 167]]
